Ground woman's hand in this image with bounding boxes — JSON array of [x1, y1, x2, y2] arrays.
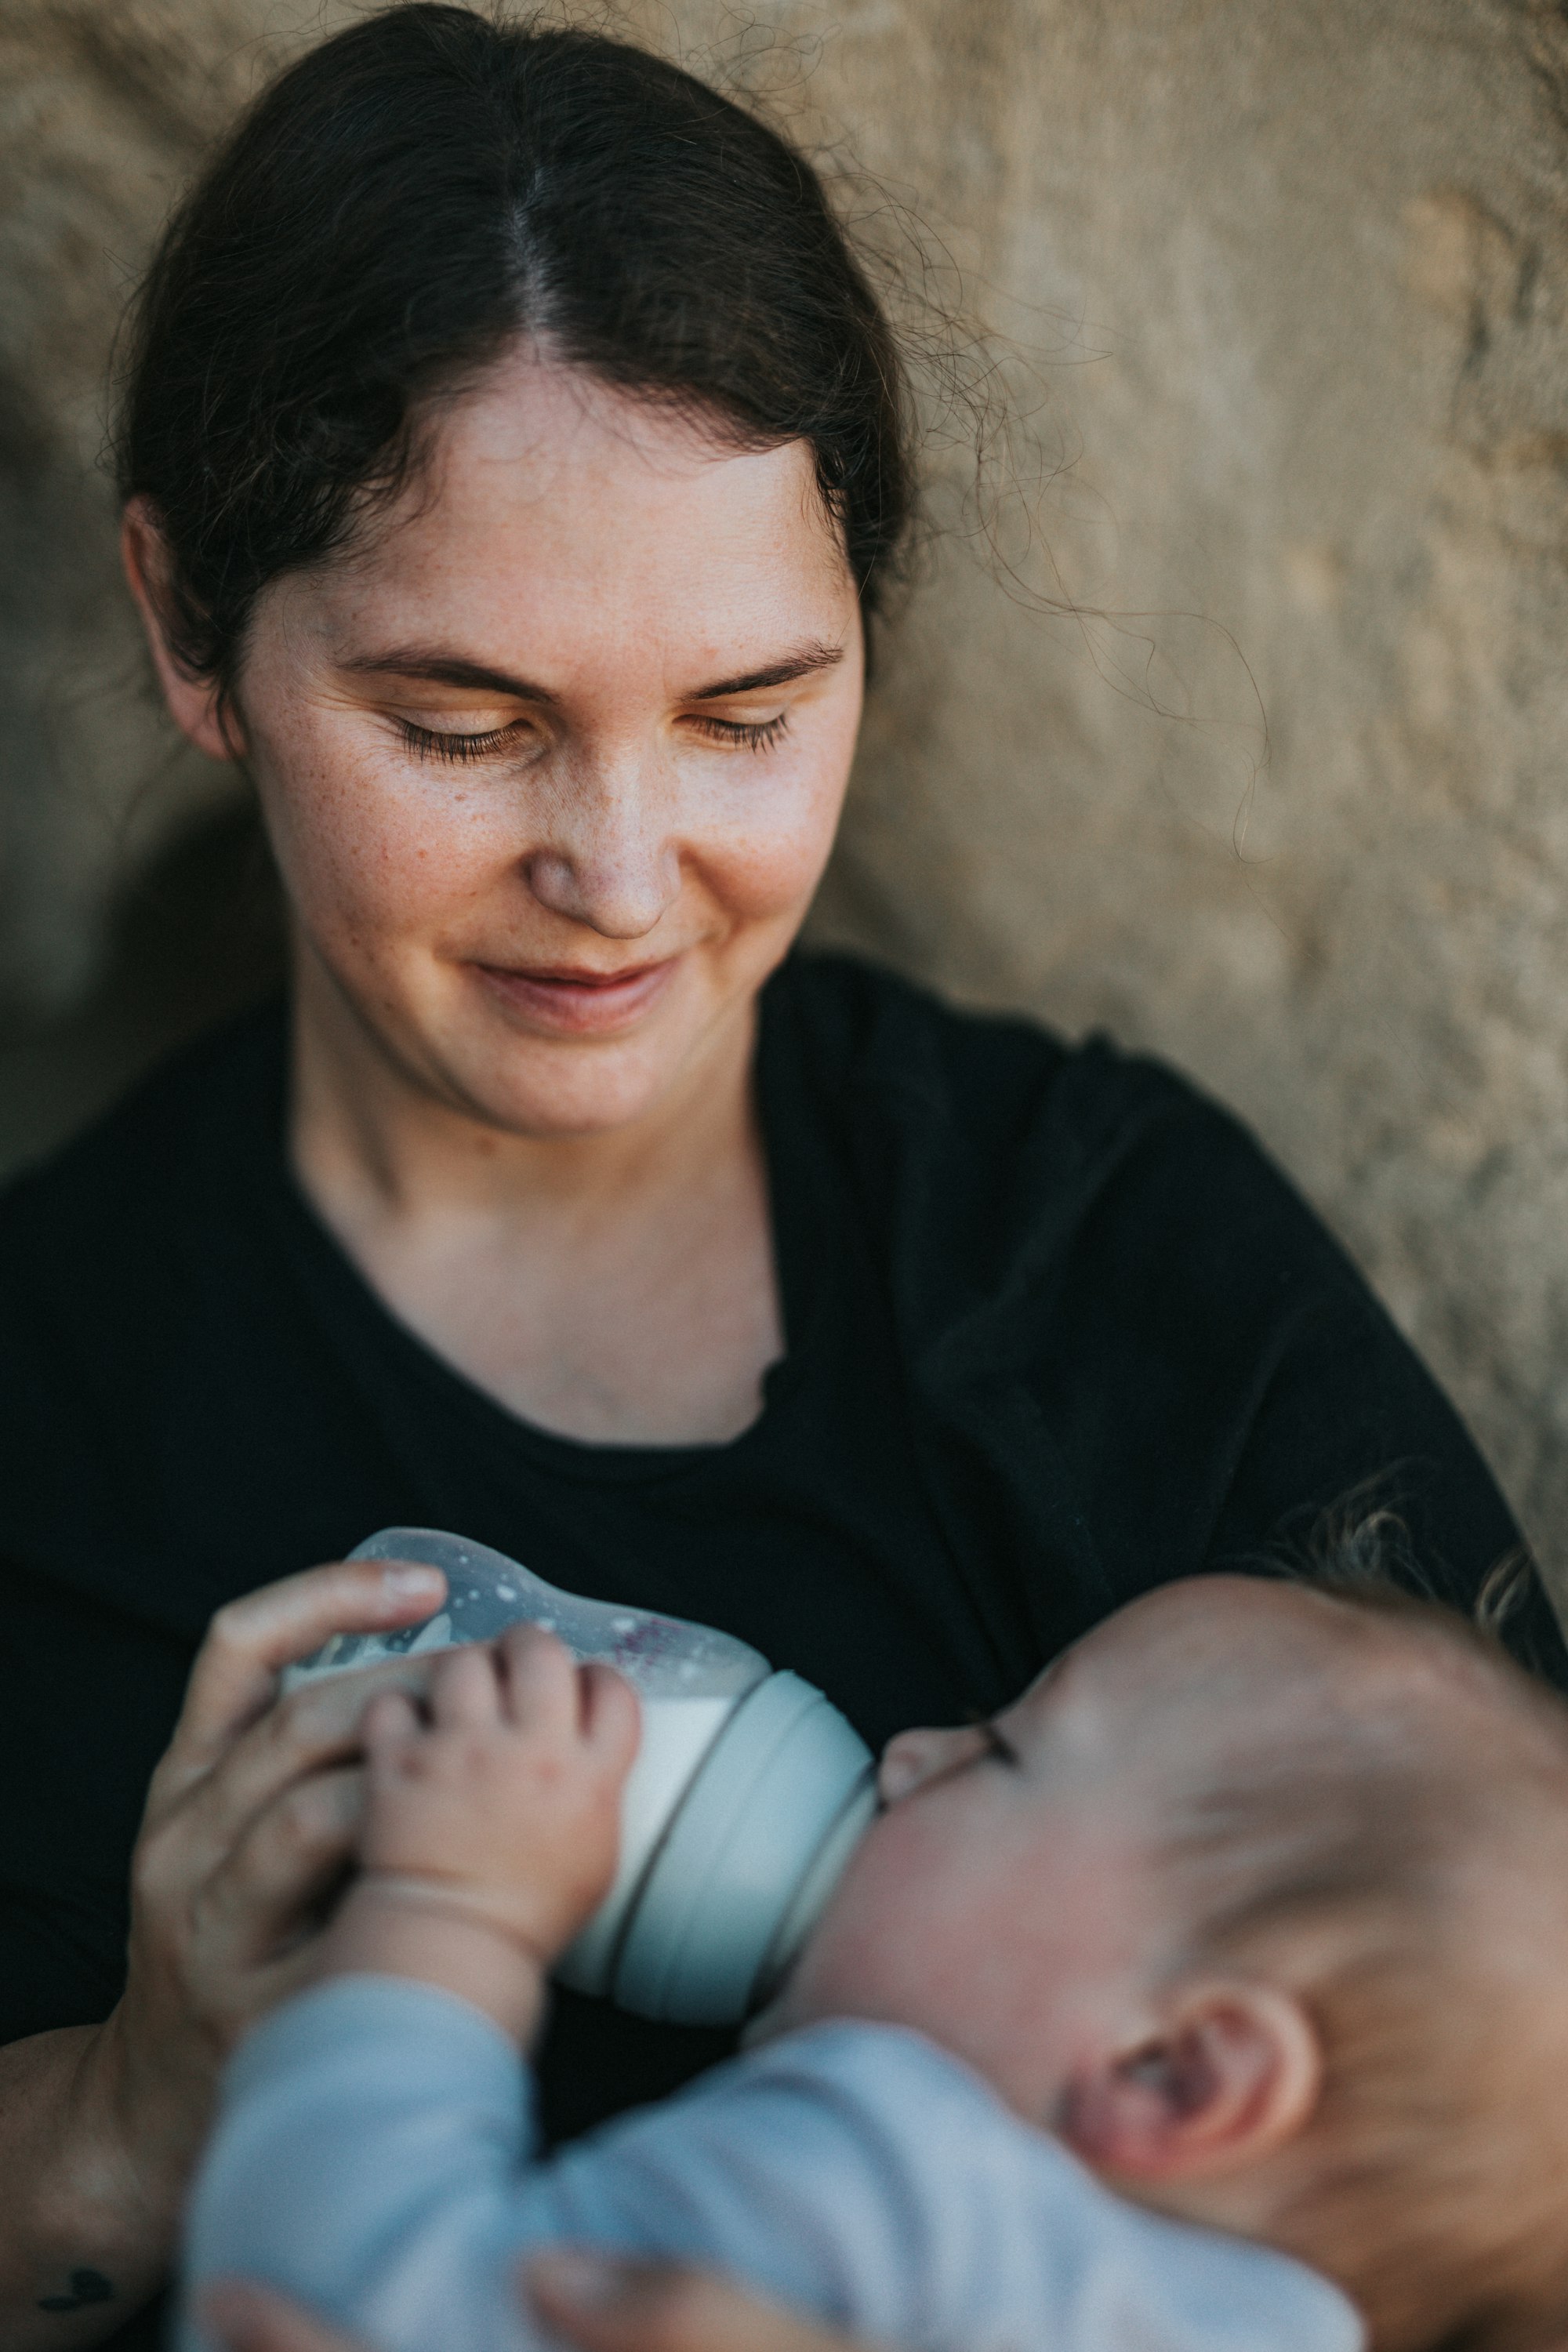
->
[[322, 1626, 640, 2040], [108, 1558, 451, 2194], [0, 1556, 445, 2350], [528, 2253, 863, 2352], [204, 2255, 866, 2352]]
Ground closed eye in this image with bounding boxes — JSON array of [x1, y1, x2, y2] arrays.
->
[[397, 718, 535, 765], [397, 713, 790, 760], [685, 713, 790, 753], [979, 1719, 1021, 1768]]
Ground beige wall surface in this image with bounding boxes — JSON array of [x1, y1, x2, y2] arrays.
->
[[5, 0, 1568, 1581]]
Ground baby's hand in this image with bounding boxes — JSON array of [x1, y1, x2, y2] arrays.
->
[[323, 1627, 640, 2037]]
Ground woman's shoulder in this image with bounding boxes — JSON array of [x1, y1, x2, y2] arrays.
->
[[0, 1001, 287, 1294], [784, 956, 1542, 1663], [774, 950, 1386, 1350], [775, 949, 1261, 1200]]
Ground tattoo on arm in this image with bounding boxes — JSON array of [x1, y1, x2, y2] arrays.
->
[[37, 2270, 114, 2314]]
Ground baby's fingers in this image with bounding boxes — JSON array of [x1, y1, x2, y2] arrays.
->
[[427, 1641, 504, 1730], [496, 1624, 580, 1733], [580, 1663, 641, 1773], [362, 1686, 423, 1763]]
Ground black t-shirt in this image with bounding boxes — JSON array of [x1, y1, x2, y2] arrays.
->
[[0, 951, 1556, 2346]]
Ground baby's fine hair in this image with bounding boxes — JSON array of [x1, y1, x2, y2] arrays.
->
[[1157, 1515, 1568, 2350], [1169, 1508, 1564, 1947]]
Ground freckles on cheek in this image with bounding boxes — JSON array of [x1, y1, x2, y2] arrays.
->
[[720, 837, 829, 923], [714, 782, 845, 920], [269, 742, 508, 940]]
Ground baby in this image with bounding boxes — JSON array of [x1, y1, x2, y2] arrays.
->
[[180, 1553, 1568, 2352]]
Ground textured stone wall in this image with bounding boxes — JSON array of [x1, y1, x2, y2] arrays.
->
[[5, 0, 1568, 1581]]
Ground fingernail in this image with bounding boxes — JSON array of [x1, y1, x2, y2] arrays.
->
[[380, 1565, 445, 1599], [529, 2249, 627, 2309]]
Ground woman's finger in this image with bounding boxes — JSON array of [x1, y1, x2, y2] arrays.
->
[[200, 1766, 365, 1973], [200, 2267, 863, 2352], [527, 2253, 862, 2352], [158, 1561, 447, 1795], [201, 2279, 365, 2352], [151, 1648, 446, 1880]]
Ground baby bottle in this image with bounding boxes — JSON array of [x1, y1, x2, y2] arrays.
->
[[284, 1528, 876, 2027]]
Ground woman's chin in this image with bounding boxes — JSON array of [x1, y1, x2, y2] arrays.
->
[[426, 1018, 717, 1142], [336, 942, 760, 1141]]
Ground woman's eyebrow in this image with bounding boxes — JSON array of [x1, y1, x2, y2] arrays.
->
[[689, 641, 845, 699], [335, 641, 844, 704], [337, 649, 559, 705]]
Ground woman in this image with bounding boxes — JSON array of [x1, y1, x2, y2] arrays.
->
[[0, 8, 1556, 2349]]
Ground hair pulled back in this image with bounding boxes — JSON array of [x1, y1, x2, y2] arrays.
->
[[115, 3, 914, 691]]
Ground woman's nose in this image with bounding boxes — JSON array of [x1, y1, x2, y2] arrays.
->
[[877, 1724, 987, 1806], [522, 760, 684, 940]]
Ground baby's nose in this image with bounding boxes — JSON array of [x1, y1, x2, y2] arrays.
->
[[877, 1724, 984, 1804]]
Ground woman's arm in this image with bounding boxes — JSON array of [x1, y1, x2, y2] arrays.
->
[[203, 2259, 866, 2352], [0, 1558, 445, 2352], [528, 2256, 864, 2352], [180, 1628, 638, 2352], [1003, 1068, 1567, 1673], [0, 2022, 156, 2342]]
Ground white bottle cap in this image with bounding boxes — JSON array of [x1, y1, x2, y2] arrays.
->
[[612, 1671, 877, 2024]]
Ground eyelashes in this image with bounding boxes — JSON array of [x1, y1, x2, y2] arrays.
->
[[978, 1719, 1021, 1769], [395, 712, 791, 764], [687, 713, 790, 753], [396, 720, 528, 765]]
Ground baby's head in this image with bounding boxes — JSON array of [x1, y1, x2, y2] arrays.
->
[[773, 1559, 1568, 2352]]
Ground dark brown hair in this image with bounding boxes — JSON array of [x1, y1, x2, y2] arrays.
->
[[114, 4, 914, 694]]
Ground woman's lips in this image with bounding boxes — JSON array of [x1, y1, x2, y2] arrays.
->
[[471, 954, 681, 1035]]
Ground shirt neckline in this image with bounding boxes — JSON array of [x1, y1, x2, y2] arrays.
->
[[259, 967, 836, 1490]]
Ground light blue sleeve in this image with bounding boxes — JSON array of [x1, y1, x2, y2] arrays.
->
[[180, 1983, 1366, 2352], [179, 1979, 549, 2352], [178, 1984, 946, 2352]]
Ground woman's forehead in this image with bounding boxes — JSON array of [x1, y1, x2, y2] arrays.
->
[[291, 358, 856, 683], [402, 360, 843, 583]]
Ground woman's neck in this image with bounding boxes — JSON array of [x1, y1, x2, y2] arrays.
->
[[284, 948, 783, 1446], [289, 950, 758, 1227]]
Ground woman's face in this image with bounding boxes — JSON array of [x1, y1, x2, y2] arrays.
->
[[145, 358, 865, 1138]]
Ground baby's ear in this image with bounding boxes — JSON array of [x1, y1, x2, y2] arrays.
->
[[1058, 1980, 1321, 2183]]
